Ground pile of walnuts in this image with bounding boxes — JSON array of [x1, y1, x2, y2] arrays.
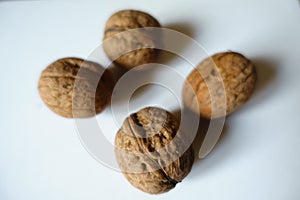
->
[[38, 10, 256, 194]]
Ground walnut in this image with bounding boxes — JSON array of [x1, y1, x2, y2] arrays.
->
[[38, 57, 112, 118], [182, 52, 257, 119], [114, 107, 194, 194], [103, 10, 161, 70]]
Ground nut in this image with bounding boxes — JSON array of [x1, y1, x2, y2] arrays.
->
[[182, 52, 256, 119], [114, 107, 194, 194], [103, 10, 161, 70], [38, 57, 112, 118]]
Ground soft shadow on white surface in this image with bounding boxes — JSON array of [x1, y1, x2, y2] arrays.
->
[[173, 108, 230, 179], [253, 59, 278, 92], [157, 22, 196, 65], [165, 22, 195, 38]]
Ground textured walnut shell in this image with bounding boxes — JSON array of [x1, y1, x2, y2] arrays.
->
[[182, 52, 257, 119], [103, 10, 161, 70], [115, 107, 194, 194], [38, 57, 112, 118]]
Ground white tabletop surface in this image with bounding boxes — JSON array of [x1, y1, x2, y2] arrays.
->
[[1, 0, 300, 200]]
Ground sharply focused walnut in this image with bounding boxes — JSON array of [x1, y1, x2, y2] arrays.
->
[[103, 10, 161, 70], [115, 107, 194, 194], [38, 57, 112, 118], [182, 52, 257, 119]]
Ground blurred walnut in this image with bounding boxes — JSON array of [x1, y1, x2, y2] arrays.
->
[[182, 52, 256, 119], [115, 107, 194, 194], [38, 57, 112, 118], [103, 10, 161, 70]]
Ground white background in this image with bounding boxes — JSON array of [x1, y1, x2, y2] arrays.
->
[[1, 0, 300, 199]]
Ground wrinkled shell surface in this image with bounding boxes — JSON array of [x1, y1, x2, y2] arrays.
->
[[103, 10, 161, 69], [115, 107, 194, 194], [183, 52, 256, 119], [38, 57, 112, 118]]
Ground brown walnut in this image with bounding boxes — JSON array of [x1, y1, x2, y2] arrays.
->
[[103, 10, 161, 70], [115, 107, 194, 194], [182, 52, 257, 119], [38, 57, 112, 118]]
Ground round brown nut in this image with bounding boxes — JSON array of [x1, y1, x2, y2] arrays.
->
[[38, 57, 112, 118], [182, 52, 256, 119], [103, 10, 161, 70], [114, 107, 194, 194]]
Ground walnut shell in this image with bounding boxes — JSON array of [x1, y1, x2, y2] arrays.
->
[[115, 107, 194, 194], [38, 57, 112, 118], [103, 10, 161, 70], [182, 52, 257, 119]]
